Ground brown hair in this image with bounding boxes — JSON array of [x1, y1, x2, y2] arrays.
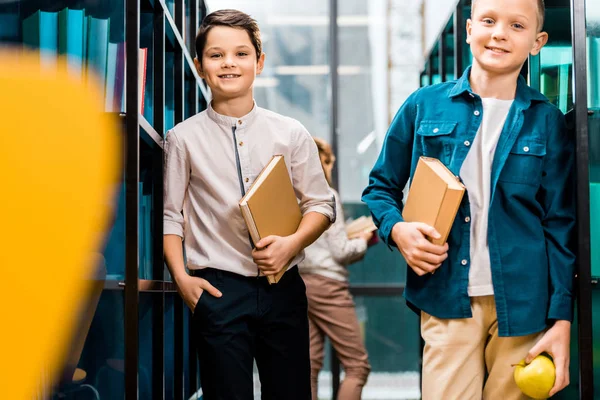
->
[[471, 0, 545, 31], [195, 9, 262, 65]]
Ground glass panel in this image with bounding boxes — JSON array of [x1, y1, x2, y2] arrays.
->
[[204, 0, 332, 143], [138, 293, 157, 400], [444, 18, 455, 81], [184, 62, 197, 120], [77, 291, 126, 399], [421, 63, 430, 87], [165, 293, 176, 399], [539, 6, 573, 114], [316, 296, 420, 399], [588, 0, 600, 277], [139, 138, 160, 280], [430, 42, 441, 84]]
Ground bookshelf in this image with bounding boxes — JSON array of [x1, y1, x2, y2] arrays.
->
[[0, 0, 208, 398]]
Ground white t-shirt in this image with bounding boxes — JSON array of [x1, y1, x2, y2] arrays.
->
[[460, 98, 514, 297]]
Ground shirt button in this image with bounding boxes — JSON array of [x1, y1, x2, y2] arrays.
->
[[433, 128, 439, 133], [474, 110, 480, 116], [245, 177, 249, 183], [461, 259, 468, 266], [239, 141, 244, 146], [465, 216, 471, 223], [464, 140, 471, 147], [523, 146, 530, 152], [238, 120, 243, 125]]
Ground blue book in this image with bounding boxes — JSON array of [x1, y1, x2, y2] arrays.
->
[[22, 10, 58, 71], [58, 8, 85, 79], [86, 16, 110, 94], [105, 42, 119, 111]]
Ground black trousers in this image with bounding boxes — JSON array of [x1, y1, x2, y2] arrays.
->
[[191, 266, 311, 400]]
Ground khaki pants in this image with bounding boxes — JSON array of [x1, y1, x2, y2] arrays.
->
[[421, 296, 545, 400], [302, 273, 371, 400]]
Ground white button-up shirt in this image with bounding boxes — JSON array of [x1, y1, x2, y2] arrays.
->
[[163, 102, 335, 277]]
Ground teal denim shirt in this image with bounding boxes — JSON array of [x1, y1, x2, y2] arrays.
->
[[362, 67, 576, 337]]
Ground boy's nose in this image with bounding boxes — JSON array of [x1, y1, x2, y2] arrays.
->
[[222, 57, 237, 67], [491, 25, 508, 40]]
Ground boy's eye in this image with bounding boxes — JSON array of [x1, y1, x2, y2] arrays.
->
[[210, 54, 222, 58], [512, 23, 524, 29], [237, 52, 248, 57], [482, 18, 494, 25]]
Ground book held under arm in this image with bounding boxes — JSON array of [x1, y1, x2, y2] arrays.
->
[[402, 156, 466, 245], [239, 155, 302, 284]]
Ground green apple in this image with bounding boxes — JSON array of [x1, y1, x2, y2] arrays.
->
[[513, 354, 556, 399]]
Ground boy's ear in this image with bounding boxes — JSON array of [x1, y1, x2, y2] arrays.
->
[[530, 31, 549, 56], [194, 57, 205, 79], [256, 52, 266, 75], [465, 19, 472, 44]]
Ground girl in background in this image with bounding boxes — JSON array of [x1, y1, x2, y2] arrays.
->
[[299, 137, 373, 400]]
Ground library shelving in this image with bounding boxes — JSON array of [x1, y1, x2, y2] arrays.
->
[[0, 0, 209, 397]]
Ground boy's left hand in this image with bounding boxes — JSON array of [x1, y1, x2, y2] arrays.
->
[[252, 235, 300, 276], [525, 320, 571, 397]]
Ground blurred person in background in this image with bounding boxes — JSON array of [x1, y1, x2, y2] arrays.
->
[[299, 137, 373, 400]]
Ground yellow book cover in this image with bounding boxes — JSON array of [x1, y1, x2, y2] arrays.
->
[[239, 155, 302, 284]]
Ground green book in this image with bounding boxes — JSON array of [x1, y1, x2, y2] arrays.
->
[[58, 8, 85, 79], [86, 16, 110, 92], [22, 10, 58, 71]]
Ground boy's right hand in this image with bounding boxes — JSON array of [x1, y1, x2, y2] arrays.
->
[[391, 222, 448, 276], [175, 274, 222, 311]]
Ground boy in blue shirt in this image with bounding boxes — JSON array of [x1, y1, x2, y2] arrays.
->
[[163, 9, 335, 399], [362, 0, 575, 398]]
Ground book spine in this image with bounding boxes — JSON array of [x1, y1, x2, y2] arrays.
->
[[58, 8, 85, 79], [432, 187, 465, 246], [105, 42, 118, 111], [86, 17, 110, 93]]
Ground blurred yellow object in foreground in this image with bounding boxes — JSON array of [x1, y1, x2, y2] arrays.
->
[[0, 49, 121, 399]]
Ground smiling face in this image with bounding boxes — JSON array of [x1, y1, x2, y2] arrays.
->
[[467, 0, 548, 76], [196, 25, 265, 101]]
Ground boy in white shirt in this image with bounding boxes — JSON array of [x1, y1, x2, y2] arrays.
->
[[163, 9, 335, 399]]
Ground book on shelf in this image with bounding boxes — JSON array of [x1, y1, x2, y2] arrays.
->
[[587, 36, 600, 109], [86, 16, 110, 94], [22, 10, 58, 71], [58, 8, 85, 79], [346, 216, 377, 239], [402, 156, 465, 245], [116, 46, 147, 114], [239, 155, 302, 284], [105, 42, 119, 111]]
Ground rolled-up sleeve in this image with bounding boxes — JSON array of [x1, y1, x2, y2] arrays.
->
[[163, 129, 189, 238], [291, 125, 335, 222]]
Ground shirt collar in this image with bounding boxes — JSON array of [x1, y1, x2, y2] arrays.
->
[[207, 100, 258, 129], [448, 65, 548, 106]]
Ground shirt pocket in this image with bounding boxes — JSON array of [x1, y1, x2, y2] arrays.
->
[[416, 121, 457, 165], [498, 137, 546, 186]]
